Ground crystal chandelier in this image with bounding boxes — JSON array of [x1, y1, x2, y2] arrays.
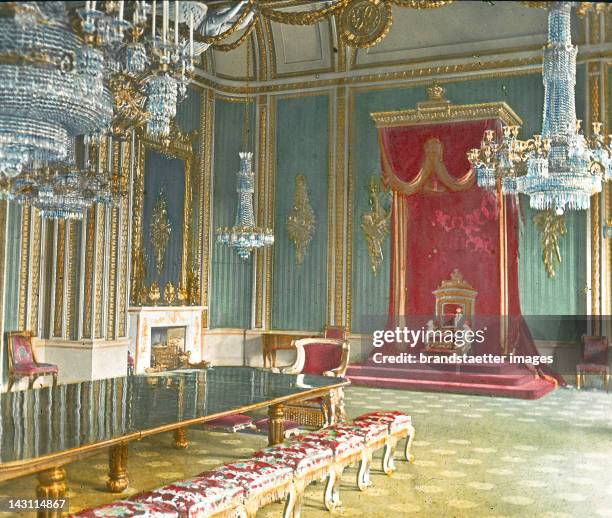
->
[[216, 152, 274, 260], [468, 2, 611, 214], [0, 1, 199, 219], [216, 38, 274, 259]]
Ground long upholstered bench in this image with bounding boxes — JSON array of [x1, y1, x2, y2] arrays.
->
[[71, 410, 414, 518]]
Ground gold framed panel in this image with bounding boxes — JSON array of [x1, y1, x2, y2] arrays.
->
[[131, 125, 196, 306]]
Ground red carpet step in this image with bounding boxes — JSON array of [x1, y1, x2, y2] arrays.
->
[[346, 364, 557, 399]]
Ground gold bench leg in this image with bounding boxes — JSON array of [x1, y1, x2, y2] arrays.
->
[[36, 467, 67, 518], [107, 443, 129, 493]]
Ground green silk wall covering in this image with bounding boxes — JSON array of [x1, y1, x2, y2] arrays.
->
[[272, 94, 330, 331], [210, 98, 255, 328], [350, 70, 588, 338]]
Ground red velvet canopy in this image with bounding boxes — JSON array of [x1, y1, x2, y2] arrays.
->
[[378, 112, 560, 382]]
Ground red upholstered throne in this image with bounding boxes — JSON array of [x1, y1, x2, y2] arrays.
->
[[576, 335, 609, 391], [6, 331, 58, 391], [274, 338, 350, 428]]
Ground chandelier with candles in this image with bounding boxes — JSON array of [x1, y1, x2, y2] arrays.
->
[[0, 0, 199, 219], [468, 2, 611, 214]]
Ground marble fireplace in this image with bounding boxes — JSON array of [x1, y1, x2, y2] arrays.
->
[[128, 306, 205, 374]]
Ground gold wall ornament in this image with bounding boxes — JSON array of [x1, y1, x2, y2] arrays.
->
[[339, 0, 393, 48], [150, 190, 172, 279], [287, 174, 316, 266], [148, 282, 161, 305], [361, 175, 391, 274], [164, 282, 176, 305], [177, 282, 188, 305], [533, 210, 567, 278]]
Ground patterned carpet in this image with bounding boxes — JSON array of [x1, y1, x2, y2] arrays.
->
[[1, 385, 612, 517]]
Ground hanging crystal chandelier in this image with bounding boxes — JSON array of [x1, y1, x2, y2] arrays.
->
[[215, 38, 274, 259], [468, 2, 611, 214], [216, 152, 274, 260], [0, 1, 199, 219]]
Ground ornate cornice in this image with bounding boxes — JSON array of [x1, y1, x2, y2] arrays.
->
[[371, 100, 523, 128]]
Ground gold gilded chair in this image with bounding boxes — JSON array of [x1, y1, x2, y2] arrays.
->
[[273, 338, 350, 428]]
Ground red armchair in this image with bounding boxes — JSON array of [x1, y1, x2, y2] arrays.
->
[[274, 338, 350, 428], [576, 335, 609, 391], [6, 331, 58, 391], [324, 325, 347, 340]]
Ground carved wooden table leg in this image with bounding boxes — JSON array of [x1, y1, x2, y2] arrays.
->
[[268, 403, 285, 446], [173, 427, 189, 449], [107, 443, 129, 493], [36, 467, 67, 518]]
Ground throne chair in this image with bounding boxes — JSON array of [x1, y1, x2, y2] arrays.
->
[[425, 269, 477, 354]]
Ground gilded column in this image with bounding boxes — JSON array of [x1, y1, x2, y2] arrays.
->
[[82, 207, 95, 339]]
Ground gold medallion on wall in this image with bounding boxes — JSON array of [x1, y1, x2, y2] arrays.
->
[[339, 0, 393, 48]]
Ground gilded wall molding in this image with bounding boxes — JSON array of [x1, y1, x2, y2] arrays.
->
[[83, 207, 95, 339], [327, 91, 335, 325], [587, 10, 604, 317], [334, 86, 348, 326], [0, 202, 8, 385], [28, 208, 42, 334], [53, 219, 66, 338], [132, 124, 197, 299], [255, 95, 269, 328], [94, 204, 106, 339], [346, 89, 355, 330], [199, 89, 215, 328], [18, 205, 31, 331], [265, 96, 277, 329]]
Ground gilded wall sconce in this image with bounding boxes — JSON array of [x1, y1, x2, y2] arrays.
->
[[361, 175, 391, 274], [287, 174, 316, 266], [533, 210, 567, 278]]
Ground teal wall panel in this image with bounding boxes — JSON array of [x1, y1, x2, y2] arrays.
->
[[272, 95, 329, 331], [209, 98, 255, 328], [350, 70, 588, 336]]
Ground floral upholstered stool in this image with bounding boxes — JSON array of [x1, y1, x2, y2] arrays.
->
[[200, 459, 294, 518], [205, 414, 255, 433], [332, 422, 389, 490], [132, 477, 246, 518], [353, 410, 415, 474], [253, 442, 334, 518], [293, 427, 365, 510], [69, 500, 179, 517]]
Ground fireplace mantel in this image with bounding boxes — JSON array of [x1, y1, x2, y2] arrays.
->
[[128, 306, 206, 374]]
